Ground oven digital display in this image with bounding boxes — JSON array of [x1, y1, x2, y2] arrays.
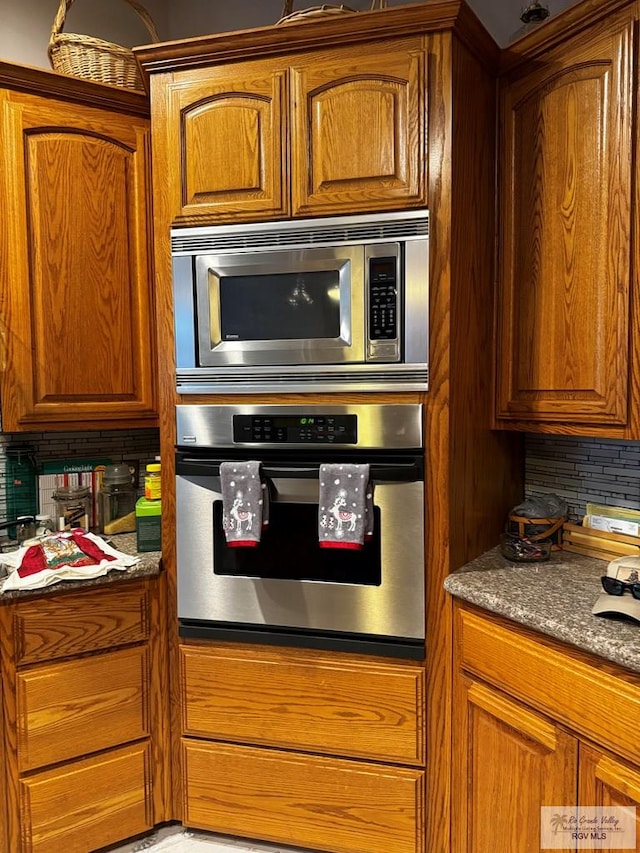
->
[[233, 414, 357, 444]]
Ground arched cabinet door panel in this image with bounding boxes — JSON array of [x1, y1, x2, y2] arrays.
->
[[495, 13, 633, 427], [290, 38, 426, 217], [0, 90, 157, 430], [161, 60, 288, 224]]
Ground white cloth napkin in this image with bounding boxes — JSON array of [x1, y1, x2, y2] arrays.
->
[[1, 531, 139, 591]]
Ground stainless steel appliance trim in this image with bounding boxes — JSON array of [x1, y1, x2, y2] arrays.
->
[[175, 363, 429, 394], [171, 209, 429, 255], [192, 246, 365, 366], [176, 403, 423, 450]]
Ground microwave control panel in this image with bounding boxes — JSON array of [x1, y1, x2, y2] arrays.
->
[[233, 414, 357, 444], [368, 256, 398, 341]]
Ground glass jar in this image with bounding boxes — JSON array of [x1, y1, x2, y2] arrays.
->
[[53, 486, 91, 531], [99, 464, 137, 535], [35, 514, 55, 537], [144, 463, 162, 501], [16, 516, 36, 544]]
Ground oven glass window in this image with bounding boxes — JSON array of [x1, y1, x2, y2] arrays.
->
[[212, 501, 381, 584], [219, 271, 341, 341]]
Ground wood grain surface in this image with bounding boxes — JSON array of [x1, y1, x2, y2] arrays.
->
[[455, 604, 640, 771], [20, 742, 153, 853], [496, 8, 634, 432], [181, 641, 424, 764], [452, 673, 578, 853], [182, 739, 425, 853], [0, 84, 157, 431], [12, 582, 150, 666]]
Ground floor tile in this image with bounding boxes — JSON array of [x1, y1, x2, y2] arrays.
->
[[103, 825, 318, 853]]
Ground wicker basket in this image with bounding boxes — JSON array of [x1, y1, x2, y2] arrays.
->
[[277, 1, 387, 25], [48, 0, 159, 92]]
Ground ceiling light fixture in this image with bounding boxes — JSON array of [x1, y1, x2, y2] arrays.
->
[[520, 1, 550, 24]]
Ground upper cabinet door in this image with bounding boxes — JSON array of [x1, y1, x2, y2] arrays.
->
[[495, 14, 633, 427], [162, 60, 288, 224], [290, 39, 426, 217], [0, 92, 157, 431]]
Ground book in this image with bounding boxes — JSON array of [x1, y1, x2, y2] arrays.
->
[[39, 458, 112, 530]]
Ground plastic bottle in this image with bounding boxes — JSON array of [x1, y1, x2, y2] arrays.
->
[[144, 463, 162, 500]]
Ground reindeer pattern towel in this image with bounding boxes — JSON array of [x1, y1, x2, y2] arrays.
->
[[220, 461, 269, 547], [318, 463, 373, 550]]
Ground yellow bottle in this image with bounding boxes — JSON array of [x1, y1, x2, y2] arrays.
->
[[144, 463, 161, 501]]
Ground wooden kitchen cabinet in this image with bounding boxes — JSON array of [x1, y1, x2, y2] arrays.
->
[[494, 4, 635, 434], [579, 743, 640, 818], [136, 5, 518, 853], [152, 36, 426, 226], [452, 602, 640, 853], [452, 674, 578, 853], [180, 640, 426, 853], [0, 576, 170, 852], [0, 63, 157, 432]]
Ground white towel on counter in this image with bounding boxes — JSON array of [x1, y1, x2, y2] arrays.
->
[[0, 531, 139, 591], [318, 463, 374, 550], [220, 461, 269, 547]]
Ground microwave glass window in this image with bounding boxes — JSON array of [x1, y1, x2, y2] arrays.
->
[[212, 501, 382, 584], [219, 271, 341, 341]]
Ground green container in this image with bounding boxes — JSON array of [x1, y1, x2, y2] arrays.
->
[[6, 445, 37, 539], [135, 496, 162, 552]]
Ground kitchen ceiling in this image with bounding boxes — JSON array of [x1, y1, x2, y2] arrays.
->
[[163, 0, 583, 47]]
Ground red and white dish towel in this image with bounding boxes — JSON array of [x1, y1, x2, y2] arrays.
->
[[0, 530, 139, 591]]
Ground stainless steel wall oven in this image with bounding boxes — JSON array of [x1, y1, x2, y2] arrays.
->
[[175, 404, 425, 659]]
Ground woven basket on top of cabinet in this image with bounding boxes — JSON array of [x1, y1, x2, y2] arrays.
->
[[47, 0, 160, 92], [277, 0, 387, 25]]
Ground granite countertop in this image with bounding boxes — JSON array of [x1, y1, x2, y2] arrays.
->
[[444, 547, 640, 675], [0, 532, 162, 600]]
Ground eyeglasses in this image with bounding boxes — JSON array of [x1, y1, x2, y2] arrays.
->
[[601, 575, 640, 600]]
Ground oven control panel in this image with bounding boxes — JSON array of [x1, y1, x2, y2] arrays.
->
[[233, 414, 357, 444]]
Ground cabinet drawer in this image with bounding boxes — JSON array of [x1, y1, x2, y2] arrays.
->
[[456, 606, 640, 768], [181, 642, 425, 764], [20, 742, 153, 853], [12, 582, 149, 665], [183, 739, 425, 853], [17, 646, 149, 771]]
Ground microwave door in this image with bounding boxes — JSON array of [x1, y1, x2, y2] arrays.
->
[[194, 247, 364, 367]]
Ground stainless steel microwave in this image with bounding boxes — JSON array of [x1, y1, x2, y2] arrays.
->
[[171, 210, 429, 394]]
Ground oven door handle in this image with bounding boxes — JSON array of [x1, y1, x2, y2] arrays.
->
[[176, 458, 423, 483], [263, 464, 422, 482]]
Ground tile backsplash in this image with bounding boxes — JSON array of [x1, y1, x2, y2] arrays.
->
[[525, 434, 640, 521], [1, 428, 636, 528], [0, 428, 161, 522]]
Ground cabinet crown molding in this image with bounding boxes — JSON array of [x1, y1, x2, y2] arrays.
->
[[133, 1, 498, 80], [0, 59, 149, 116]]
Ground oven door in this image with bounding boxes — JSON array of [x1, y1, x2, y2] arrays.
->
[[176, 452, 425, 659]]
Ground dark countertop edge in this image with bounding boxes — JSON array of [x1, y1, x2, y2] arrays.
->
[[444, 547, 640, 676], [0, 532, 162, 601]]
